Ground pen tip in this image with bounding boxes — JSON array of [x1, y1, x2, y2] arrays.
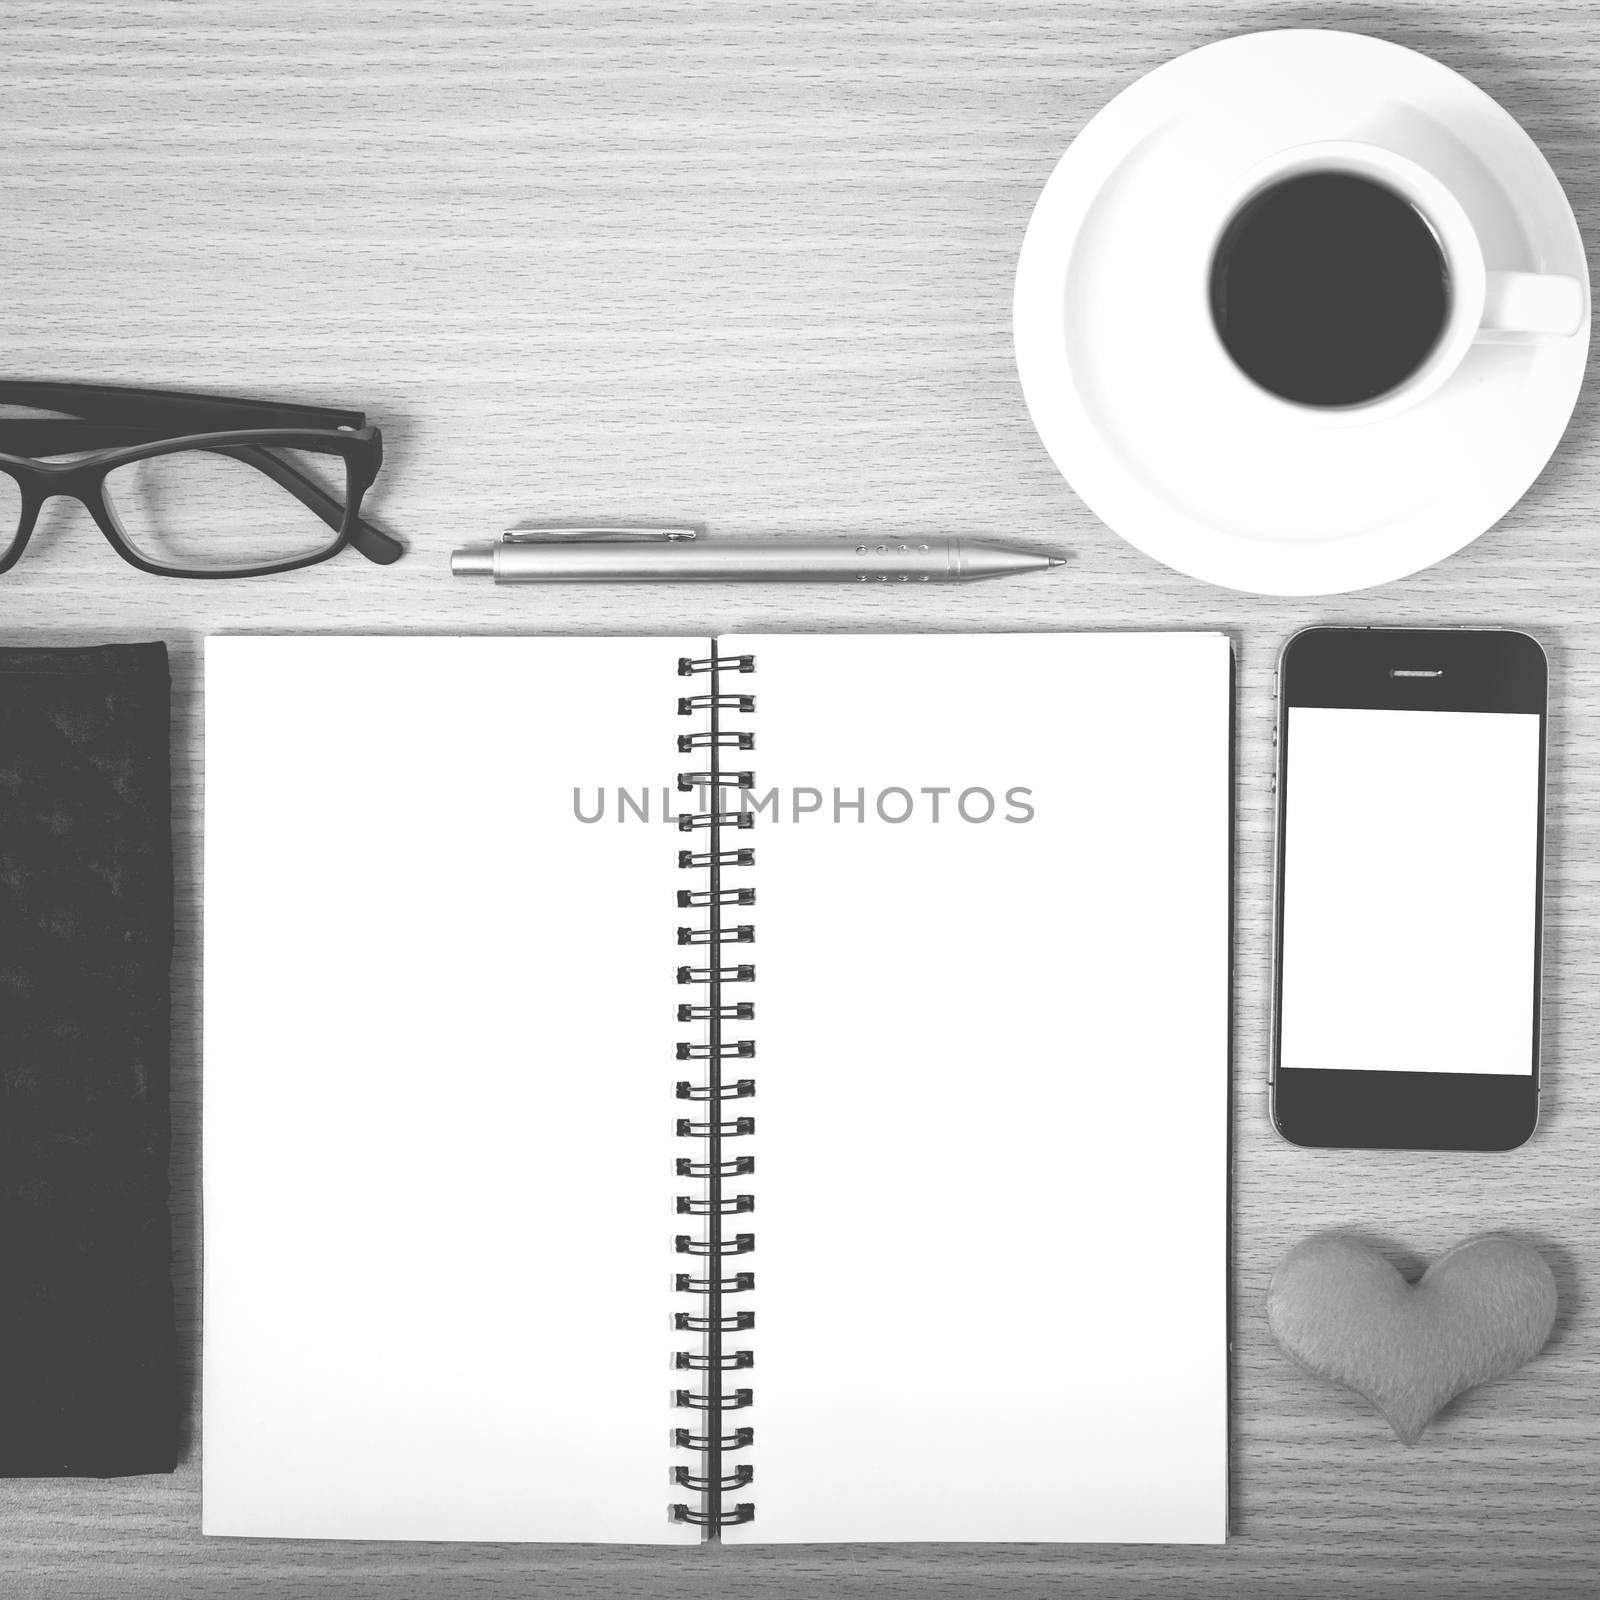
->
[[1048, 556, 1067, 567]]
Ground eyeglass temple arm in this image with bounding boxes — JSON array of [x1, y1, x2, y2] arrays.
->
[[0, 421, 236, 453], [215, 445, 402, 565], [0, 380, 366, 433]]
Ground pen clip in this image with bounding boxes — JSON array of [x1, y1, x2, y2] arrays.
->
[[502, 523, 700, 544]]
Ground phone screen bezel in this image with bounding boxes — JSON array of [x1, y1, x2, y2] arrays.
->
[[1270, 626, 1547, 1151]]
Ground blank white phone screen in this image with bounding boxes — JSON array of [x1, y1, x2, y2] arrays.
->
[[1280, 706, 1541, 1075]]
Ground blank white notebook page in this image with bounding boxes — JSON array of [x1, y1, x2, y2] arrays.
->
[[720, 632, 1231, 1544], [203, 636, 695, 1542]]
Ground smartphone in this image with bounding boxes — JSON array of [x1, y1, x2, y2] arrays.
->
[[1272, 627, 1547, 1151]]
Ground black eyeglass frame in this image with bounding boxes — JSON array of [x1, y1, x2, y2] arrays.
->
[[0, 380, 398, 578]]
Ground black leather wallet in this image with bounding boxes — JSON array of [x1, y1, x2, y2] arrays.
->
[[0, 642, 178, 1475]]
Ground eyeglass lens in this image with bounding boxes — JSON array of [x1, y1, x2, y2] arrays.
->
[[102, 446, 349, 572], [0, 470, 22, 553]]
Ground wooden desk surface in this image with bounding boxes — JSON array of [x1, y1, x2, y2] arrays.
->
[[4, 3, 1599, 1595]]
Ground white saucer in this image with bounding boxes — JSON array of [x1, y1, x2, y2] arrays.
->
[[1013, 30, 1591, 595]]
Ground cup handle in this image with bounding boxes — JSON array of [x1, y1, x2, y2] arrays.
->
[[1480, 272, 1587, 338]]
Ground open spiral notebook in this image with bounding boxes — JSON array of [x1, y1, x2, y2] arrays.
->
[[202, 632, 1231, 1544]]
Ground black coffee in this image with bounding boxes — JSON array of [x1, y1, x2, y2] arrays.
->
[[1209, 172, 1450, 407]]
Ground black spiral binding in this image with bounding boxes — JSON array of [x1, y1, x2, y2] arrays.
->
[[670, 643, 757, 1536]]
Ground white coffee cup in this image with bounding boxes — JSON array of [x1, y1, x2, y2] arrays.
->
[[1208, 139, 1586, 424]]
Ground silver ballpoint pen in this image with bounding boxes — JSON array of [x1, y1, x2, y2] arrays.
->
[[449, 525, 1066, 584]]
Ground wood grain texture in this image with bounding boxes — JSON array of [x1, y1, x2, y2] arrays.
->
[[3, 1, 1599, 1594]]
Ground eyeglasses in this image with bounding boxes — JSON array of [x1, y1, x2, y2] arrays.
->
[[0, 381, 400, 578]]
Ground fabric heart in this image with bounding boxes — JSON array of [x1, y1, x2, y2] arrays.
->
[[1266, 1234, 1557, 1444]]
